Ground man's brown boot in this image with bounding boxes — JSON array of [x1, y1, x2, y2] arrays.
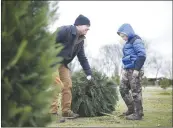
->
[[62, 110, 79, 119]]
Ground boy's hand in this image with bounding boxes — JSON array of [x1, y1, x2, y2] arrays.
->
[[122, 69, 127, 76], [132, 70, 139, 78]]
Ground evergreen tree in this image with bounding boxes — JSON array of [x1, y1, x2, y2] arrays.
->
[[111, 75, 120, 86], [159, 78, 170, 90], [2, 1, 62, 126], [71, 69, 119, 117]]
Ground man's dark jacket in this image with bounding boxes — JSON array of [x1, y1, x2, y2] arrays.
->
[[54, 25, 92, 76]]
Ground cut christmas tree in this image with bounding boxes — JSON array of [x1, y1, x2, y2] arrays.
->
[[71, 69, 119, 117]]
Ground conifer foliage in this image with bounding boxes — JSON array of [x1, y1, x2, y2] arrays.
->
[[71, 69, 119, 117], [2, 1, 62, 127]]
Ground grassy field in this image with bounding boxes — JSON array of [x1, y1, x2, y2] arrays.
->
[[47, 87, 172, 127]]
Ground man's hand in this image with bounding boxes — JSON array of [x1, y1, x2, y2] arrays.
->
[[86, 75, 97, 86], [86, 75, 92, 80], [132, 70, 139, 78]]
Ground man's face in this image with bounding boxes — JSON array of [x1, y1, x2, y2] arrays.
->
[[119, 33, 128, 41], [79, 25, 90, 35]]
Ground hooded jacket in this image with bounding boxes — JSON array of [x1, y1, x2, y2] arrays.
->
[[117, 23, 146, 70]]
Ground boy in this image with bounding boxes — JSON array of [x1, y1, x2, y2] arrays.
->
[[117, 23, 146, 120]]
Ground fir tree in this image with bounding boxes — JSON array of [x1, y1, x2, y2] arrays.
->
[[71, 69, 119, 117], [2, 1, 62, 126]]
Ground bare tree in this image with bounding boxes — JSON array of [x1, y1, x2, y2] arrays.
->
[[142, 39, 164, 81], [149, 53, 163, 80], [142, 39, 153, 71], [98, 43, 123, 77], [161, 59, 172, 80]]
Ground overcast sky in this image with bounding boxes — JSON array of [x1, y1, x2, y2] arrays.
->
[[49, 1, 172, 77]]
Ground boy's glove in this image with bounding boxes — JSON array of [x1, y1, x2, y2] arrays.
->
[[132, 70, 139, 78]]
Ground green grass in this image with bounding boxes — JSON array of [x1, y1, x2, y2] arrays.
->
[[158, 92, 172, 95], [47, 87, 172, 127]]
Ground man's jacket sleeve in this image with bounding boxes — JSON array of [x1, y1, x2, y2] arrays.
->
[[77, 43, 92, 76]]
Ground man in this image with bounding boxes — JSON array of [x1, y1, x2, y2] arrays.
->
[[50, 14, 92, 119], [117, 23, 146, 120]]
